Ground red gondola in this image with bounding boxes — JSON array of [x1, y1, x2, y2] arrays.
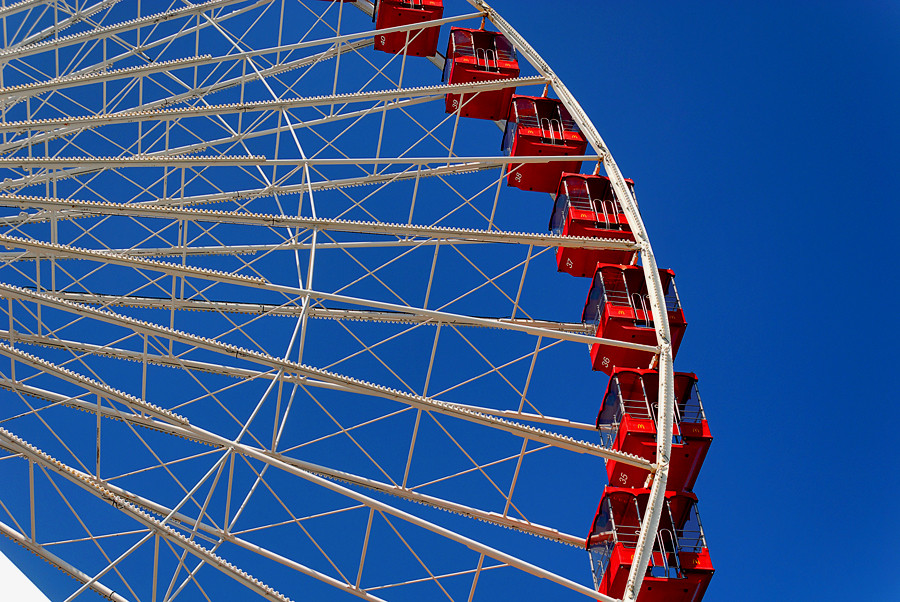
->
[[587, 488, 713, 601], [373, 0, 443, 57], [501, 96, 587, 193], [549, 173, 637, 275], [582, 263, 686, 373], [442, 28, 520, 120], [597, 368, 711, 491]]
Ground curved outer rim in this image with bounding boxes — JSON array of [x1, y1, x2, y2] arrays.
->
[[0, 3, 675, 600], [463, 2, 676, 600]]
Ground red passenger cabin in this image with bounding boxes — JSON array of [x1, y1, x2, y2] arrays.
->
[[549, 173, 637, 275], [597, 368, 711, 491], [501, 96, 587, 193], [373, 0, 443, 57], [587, 487, 713, 601], [582, 264, 686, 373], [442, 28, 520, 120]]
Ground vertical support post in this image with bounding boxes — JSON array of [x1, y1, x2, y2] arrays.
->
[[467, 553, 486, 602], [331, 0, 344, 116], [151, 533, 160, 602], [355, 507, 375, 589], [95, 394, 102, 479], [401, 409, 422, 489], [502, 439, 528, 517], [510, 244, 533, 319], [224, 449, 235, 536], [141, 333, 148, 403], [28, 459, 35, 542], [407, 164, 422, 225]]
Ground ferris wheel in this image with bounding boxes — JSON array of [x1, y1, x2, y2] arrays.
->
[[0, 1, 714, 601]]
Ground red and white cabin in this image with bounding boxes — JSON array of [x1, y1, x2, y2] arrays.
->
[[373, 0, 443, 57], [549, 173, 637, 276], [442, 28, 519, 121], [587, 487, 713, 601], [582, 263, 686, 373], [597, 368, 711, 491], [501, 96, 587, 193]]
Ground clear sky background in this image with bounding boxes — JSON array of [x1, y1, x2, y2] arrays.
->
[[0, 2, 898, 601], [485, 1, 900, 599]]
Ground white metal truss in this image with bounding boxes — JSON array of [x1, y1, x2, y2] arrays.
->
[[0, 193, 639, 252], [0, 1, 678, 601], [463, 3, 677, 599]]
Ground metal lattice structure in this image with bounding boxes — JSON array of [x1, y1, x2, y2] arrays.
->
[[0, 2, 677, 601]]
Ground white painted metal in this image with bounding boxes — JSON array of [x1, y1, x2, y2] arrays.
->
[[1, 379, 589, 547], [0, 2, 679, 601], [0, 283, 652, 468], [0, 273, 653, 352], [0, 193, 639, 251], [463, 2, 676, 599], [0, 76, 549, 131], [0, 0, 275, 62], [1, 426, 618, 602]]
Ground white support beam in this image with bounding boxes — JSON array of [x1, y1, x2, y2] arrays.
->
[[0, 518, 130, 602], [0, 335, 306, 387], [0, 55, 214, 103], [0, 0, 275, 62], [0, 340, 189, 426], [0, 155, 268, 169], [0, 378, 588, 547], [0, 154, 601, 170], [0, 240, 487, 259], [0, 426, 616, 602], [0, 429, 343, 602], [0, 10, 484, 107], [0, 284, 652, 468], [0, 38, 374, 157], [0, 233, 270, 287], [0, 240, 654, 353], [0, 339, 601, 434], [184, 10, 484, 65], [3, 294, 596, 332], [0, 5, 469, 100], [0, 0, 51, 20], [0, 161, 500, 223], [0, 76, 547, 131], [0, 194, 639, 251], [6, 0, 124, 50]]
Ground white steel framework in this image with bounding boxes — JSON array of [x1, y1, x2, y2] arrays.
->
[[0, 2, 675, 601]]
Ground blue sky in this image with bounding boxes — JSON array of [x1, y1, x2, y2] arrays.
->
[[0, 2, 897, 601], [486, 1, 900, 598]]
